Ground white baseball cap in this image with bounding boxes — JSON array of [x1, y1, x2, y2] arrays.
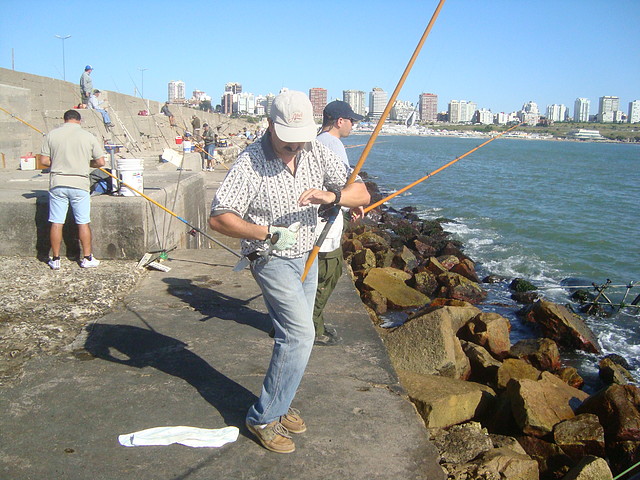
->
[[270, 90, 317, 143]]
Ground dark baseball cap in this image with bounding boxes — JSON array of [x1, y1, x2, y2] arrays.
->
[[324, 100, 364, 122]]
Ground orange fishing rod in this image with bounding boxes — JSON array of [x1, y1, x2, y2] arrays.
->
[[364, 123, 523, 213], [301, 0, 447, 281]]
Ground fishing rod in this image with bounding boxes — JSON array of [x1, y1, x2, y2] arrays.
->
[[363, 122, 522, 213], [301, 0, 447, 281], [98, 167, 241, 258], [0, 106, 46, 134]]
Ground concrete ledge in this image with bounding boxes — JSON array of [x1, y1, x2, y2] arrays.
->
[[0, 163, 208, 260]]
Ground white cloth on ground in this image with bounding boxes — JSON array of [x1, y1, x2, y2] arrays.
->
[[118, 425, 239, 448]]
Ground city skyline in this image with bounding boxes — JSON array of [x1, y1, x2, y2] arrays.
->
[[1, 1, 639, 115]]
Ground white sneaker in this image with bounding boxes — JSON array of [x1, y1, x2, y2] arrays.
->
[[80, 256, 100, 268], [48, 258, 61, 270]]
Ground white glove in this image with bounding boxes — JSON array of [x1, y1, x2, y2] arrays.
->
[[268, 223, 300, 251]]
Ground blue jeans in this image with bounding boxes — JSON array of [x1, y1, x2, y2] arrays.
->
[[246, 253, 318, 426], [95, 108, 111, 125]]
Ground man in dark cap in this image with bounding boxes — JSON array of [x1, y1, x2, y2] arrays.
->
[[313, 100, 364, 345], [80, 65, 93, 106]]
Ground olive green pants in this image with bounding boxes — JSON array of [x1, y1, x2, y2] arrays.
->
[[312, 248, 343, 336]]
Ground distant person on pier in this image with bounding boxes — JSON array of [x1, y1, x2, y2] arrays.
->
[[209, 90, 370, 454], [39, 109, 105, 270], [191, 115, 201, 138], [161, 101, 177, 127], [313, 100, 364, 346], [79, 65, 93, 106], [88, 90, 114, 128], [201, 123, 216, 171]]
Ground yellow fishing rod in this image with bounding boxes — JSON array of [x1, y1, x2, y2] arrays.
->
[[364, 123, 523, 213], [301, 0, 447, 281], [98, 168, 241, 258], [0, 106, 45, 134]]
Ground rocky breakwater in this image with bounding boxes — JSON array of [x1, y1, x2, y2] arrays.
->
[[342, 180, 639, 480]]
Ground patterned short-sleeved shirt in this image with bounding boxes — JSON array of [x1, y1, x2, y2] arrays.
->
[[211, 133, 358, 258]]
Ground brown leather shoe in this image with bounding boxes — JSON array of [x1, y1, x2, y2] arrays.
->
[[246, 420, 295, 454], [280, 407, 307, 434]]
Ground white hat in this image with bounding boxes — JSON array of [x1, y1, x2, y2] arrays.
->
[[270, 90, 317, 143]]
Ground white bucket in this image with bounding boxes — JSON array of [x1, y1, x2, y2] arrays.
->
[[117, 158, 144, 196], [183, 140, 192, 153]]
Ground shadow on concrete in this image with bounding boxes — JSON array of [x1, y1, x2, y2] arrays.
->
[[162, 276, 271, 333], [84, 323, 257, 429], [31, 191, 81, 261]]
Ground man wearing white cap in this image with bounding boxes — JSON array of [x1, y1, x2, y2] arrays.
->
[[209, 90, 370, 454]]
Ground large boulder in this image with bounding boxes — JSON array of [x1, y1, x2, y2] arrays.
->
[[410, 270, 439, 297], [561, 455, 613, 480], [507, 372, 589, 437], [384, 306, 470, 378], [459, 312, 512, 359], [519, 300, 600, 353], [557, 366, 585, 390], [437, 271, 487, 304], [598, 357, 635, 385], [450, 258, 480, 283], [429, 421, 494, 464], [391, 245, 418, 272], [496, 358, 542, 391], [350, 247, 376, 273], [362, 267, 429, 309], [462, 340, 503, 386], [576, 384, 640, 443], [398, 370, 496, 428], [553, 414, 606, 462], [517, 435, 574, 479], [473, 447, 540, 480], [509, 338, 561, 372]]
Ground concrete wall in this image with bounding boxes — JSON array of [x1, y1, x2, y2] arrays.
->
[[0, 67, 261, 169], [0, 166, 207, 260]]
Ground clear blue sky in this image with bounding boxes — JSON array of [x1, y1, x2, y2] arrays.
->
[[2, 0, 639, 115]]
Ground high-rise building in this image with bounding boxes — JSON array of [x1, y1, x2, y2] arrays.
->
[[225, 82, 242, 94], [168, 80, 186, 103], [343, 90, 366, 116], [598, 96, 620, 122], [419, 93, 438, 122], [546, 104, 567, 122], [369, 87, 387, 119], [221, 91, 234, 115], [448, 100, 476, 123], [390, 100, 414, 122], [308, 88, 327, 119], [574, 98, 590, 122], [628, 100, 640, 124]]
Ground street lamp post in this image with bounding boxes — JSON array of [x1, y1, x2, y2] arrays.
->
[[138, 67, 148, 98], [54, 34, 71, 81]]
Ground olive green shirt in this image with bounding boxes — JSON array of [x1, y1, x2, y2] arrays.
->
[[41, 122, 104, 191]]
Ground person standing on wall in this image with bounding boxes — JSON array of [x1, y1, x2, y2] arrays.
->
[[313, 100, 365, 345], [40, 110, 105, 270], [79, 65, 93, 106], [161, 102, 177, 127], [201, 123, 216, 171]]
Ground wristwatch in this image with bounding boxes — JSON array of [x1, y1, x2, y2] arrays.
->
[[330, 189, 342, 206]]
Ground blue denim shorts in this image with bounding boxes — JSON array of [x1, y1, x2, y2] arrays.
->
[[49, 186, 91, 224]]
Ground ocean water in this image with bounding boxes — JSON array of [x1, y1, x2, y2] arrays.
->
[[345, 134, 640, 390]]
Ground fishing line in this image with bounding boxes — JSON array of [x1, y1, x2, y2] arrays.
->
[[301, 0, 447, 281], [98, 168, 241, 258], [364, 122, 523, 213]]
